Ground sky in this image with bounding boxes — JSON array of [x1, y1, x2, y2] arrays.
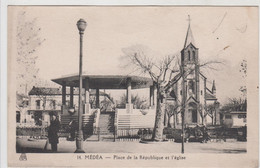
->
[[9, 6, 258, 104]]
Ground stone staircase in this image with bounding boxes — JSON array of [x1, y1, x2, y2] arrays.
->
[[98, 112, 115, 135], [60, 115, 95, 136], [117, 114, 155, 129]]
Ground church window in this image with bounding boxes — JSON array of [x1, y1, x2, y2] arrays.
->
[[188, 80, 194, 94], [192, 51, 196, 61], [36, 100, 40, 110], [201, 90, 203, 95], [188, 51, 191, 61], [180, 90, 182, 95], [16, 111, 20, 123]]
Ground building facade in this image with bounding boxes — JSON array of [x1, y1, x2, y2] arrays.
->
[[17, 86, 111, 127], [222, 111, 247, 128], [170, 21, 220, 126]]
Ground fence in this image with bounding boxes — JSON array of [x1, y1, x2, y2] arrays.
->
[[16, 126, 47, 138], [88, 127, 155, 141], [88, 127, 116, 142], [17, 125, 245, 142], [116, 128, 154, 140], [16, 125, 70, 139]]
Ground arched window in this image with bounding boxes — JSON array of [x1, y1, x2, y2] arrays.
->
[[16, 111, 20, 123], [36, 100, 40, 110], [50, 100, 56, 110], [188, 51, 191, 61], [192, 51, 196, 61], [188, 80, 194, 94]]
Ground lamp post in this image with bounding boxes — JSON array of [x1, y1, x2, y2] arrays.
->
[[75, 18, 87, 153]]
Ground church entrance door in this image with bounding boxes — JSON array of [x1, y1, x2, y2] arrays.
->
[[192, 109, 197, 123], [188, 102, 198, 124]]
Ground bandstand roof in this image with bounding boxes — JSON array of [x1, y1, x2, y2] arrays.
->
[[52, 75, 153, 89]]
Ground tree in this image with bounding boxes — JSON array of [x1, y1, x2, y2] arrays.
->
[[122, 45, 182, 141], [165, 100, 184, 128], [198, 104, 208, 125], [220, 59, 247, 119], [239, 59, 247, 104], [100, 93, 115, 111], [118, 93, 149, 110], [89, 91, 115, 110], [89, 94, 96, 108], [16, 11, 46, 95], [221, 98, 247, 112], [205, 103, 217, 125]]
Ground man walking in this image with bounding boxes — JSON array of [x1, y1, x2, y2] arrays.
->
[[48, 115, 60, 152]]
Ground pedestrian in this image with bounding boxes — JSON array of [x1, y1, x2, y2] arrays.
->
[[202, 125, 209, 143], [68, 119, 77, 141], [48, 114, 60, 152]]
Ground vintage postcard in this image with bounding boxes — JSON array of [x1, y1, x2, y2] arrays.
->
[[8, 6, 258, 167]]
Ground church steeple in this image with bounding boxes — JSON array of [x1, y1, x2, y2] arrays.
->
[[212, 80, 216, 96], [181, 15, 198, 65], [184, 15, 196, 48]]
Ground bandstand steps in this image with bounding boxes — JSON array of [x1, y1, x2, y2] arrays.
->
[[61, 115, 95, 134], [98, 112, 115, 134], [117, 115, 155, 129]]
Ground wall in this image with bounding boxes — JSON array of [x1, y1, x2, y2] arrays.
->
[[232, 114, 247, 127], [116, 108, 156, 129]]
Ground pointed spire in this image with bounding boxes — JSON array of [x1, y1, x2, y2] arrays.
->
[[184, 15, 196, 48], [212, 80, 216, 92]]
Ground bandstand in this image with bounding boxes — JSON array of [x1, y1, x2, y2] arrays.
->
[[52, 75, 157, 139]]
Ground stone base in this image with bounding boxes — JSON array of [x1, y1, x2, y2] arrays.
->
[[84, 103, 91, 114], [61, 105, 68, 114], [126, 104, 133, 114], [75, 131, 85, 153], [74, 149, 85, 153]]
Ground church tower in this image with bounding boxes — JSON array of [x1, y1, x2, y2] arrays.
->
[[181, 15, 200, 124]]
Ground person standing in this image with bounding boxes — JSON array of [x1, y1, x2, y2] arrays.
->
[[202, 125, 209, 143], [68, 119, 77, 141], [48, 115, 60, 152]]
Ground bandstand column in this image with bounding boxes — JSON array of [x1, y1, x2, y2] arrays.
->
[[62, 82, 66, 114], [126, 77, 132, 113], [96, 89, 100, 108], [84, 78, 90, 114], [70, 86, 74, 108]]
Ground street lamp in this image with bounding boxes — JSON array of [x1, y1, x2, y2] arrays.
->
[[75, 18, 87, 153]]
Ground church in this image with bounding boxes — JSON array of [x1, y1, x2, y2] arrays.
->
[[169, 18, 220, 127]]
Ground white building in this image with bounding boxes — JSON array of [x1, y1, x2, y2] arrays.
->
[[17, 86, 111, 127], [222, 111, 247, 128]]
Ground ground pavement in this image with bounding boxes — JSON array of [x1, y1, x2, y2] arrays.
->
[[16, 137, 246, 154]]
